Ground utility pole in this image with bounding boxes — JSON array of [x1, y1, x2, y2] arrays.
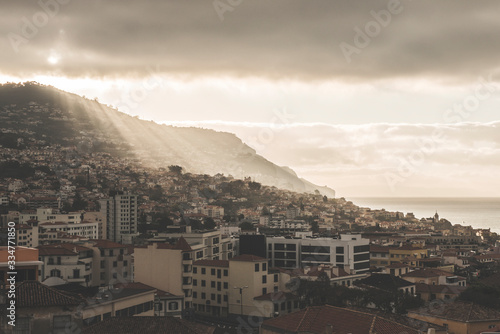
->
[[234, 286, 248, 315]]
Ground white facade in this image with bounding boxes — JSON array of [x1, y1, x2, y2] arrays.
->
[[99, 193, 138, 243], [267, 234, 370, 274]]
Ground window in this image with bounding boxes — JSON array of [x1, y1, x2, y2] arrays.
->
[[201, 268, 206, 275], [274, 274, 279, 282], [262, 275, 267, 283], [223, 295, 228, 302], [262, 263, 267, 271], [73, 269, 80, 279], [201, 280, 206, 287], [255, 263, 259, 272], [193, 292, 197, 298], [262, 288, 267, 295], [336, 255, 344, 263], [211, 281, 216, 288], [109, 250, 114, 256], [223, 269, 228, 276], [100, 272, 105, 280], [193, 267, 198, 274], [201, 293, 206, 299], [123, 260, 128, 266], [217, 294, 221, 303], [224, 282, 228, 289], [336, 246, 344, 254], [211, 268, 216, 275], [50, 269, 61, 277], [100, 260, 105, 269], [168, 302, 179, 310], [113, 261, 117, 267], [211, 293, 216, 301], [217, 269, 221, 278], [53, 315, 72, 334], [217, 282, 221, 291], [193, 279, 198, 286], [48, 258, 54, 265]]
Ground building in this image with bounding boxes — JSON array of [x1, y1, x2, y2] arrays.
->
[[15, 223, 38, 247], [19, 208, 81, 225], [408, 301, 500, 334], [267, 234, 370, 274], [415, 283, 466, 302], [38, 243, 94, 285], [99, 192, 138, 243], [401, 268, 467, 287], [369, 245, 390, 267], [260, 305, 422, 334], [191, 259, 230, 316], [82, 239, 133, 287], [388, 244, 429, 264], [355, 273, 416, 296], [0, 246, 42, 284]]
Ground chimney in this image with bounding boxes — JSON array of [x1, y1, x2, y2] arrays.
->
[[427, 328, 436, 334]]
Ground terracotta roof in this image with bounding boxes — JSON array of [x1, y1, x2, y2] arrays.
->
[[402, 269, 461, 279], [385, 263, 410, 269], [113, 282, 156, 291], [193, 259, 229, 267], [254, 291, 297, 302], [408, 300, 500, 322], [173, 236, 192, 251], [37, 246, 77, 256], [82, 317, 215, 334], [91, 239, 126, 249], [355, 274, 414, 291], [16, 281, 82, 307], [15, 224, 32, 229], [370, 245, 391, 253], [261, 305, 420, 334], [230, 254, 267, 262]]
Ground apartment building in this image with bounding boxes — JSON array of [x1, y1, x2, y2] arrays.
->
[[134, 231, 235, 311], [99, 192, 138, 243], [38, 243, 93, 285], [15, 223, 38, 247], [191, 255, 298, 317], [83, 239, 133, 287], [267, 234, 370, 274]]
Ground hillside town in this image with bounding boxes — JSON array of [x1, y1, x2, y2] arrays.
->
[[1, 128, 500, 334]]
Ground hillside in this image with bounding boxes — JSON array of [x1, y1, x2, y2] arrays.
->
[[0, 82, 335, 197]]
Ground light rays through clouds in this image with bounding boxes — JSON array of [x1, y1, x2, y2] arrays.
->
[[2, 0, 500, 197]]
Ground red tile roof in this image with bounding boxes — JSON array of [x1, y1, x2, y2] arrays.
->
[[16, 281, 82, 307], [173, 236, 192, 251], [91, 239, 126, 249], [408, 300, 500, 322], [82, 317, 215, 334], [230, 254, 267, 262], [402, 268, 462, 279], [193, 259, 229, 267], [261, 305, 420, 334]]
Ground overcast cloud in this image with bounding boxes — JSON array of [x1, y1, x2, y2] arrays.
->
[[2, 0, 500, 81]]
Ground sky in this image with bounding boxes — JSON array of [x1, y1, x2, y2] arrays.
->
[[1, 0, 500, 198]]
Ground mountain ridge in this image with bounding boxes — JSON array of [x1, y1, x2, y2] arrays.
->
[[0, 82, 335, 197]]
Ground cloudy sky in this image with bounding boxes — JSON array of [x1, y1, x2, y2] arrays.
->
[[1, 0, 500, 197]]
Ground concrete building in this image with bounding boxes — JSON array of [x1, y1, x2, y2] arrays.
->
[[82, 239, 133, 287], [0, 246, 42, 284], [99, 192, 138, 243], [267, 234, 370, 274], [15, 223, 38, 248], [38, 243, 93, 285]]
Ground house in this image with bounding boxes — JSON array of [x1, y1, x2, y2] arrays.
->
[[0, 246, 42, 284], [260, 304, 422, 334], [401, 268, 467, 287], [355, 273, 416, 295], [415, 283, 466, 302], [408, 300, 500, 334]]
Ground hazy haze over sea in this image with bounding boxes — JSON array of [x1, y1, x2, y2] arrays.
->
[[348, 197, 500, 233]]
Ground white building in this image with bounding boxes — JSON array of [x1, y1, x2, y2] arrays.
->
[[267, 234, 370, 274], [99, 192, 138, 243]]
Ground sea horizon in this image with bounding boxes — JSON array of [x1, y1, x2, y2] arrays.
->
[[346, 197, 500, 234]]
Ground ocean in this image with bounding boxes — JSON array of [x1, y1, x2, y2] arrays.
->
[[347, 197, 500, 234]]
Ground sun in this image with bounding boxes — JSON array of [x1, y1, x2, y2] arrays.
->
[[47, 55, 60, 65]]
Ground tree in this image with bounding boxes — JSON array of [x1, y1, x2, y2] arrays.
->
[[323, 195, 328, 203], [204, 217, 216, 230], [248, 181, 261, 191], [168, 165, 183, 174], [239, 221, 254, 230], [311, 220, 320, 234]]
